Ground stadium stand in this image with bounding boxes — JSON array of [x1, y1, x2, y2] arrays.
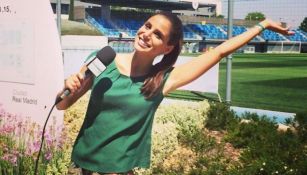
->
[[187, 24, 228, 40], [261, 30, 287, 41], [287, 29, 307, 42], [84, 8, 307, 53], [86, 12, 307, 42], [183, 26, 201, 40], [221, 25, 247, 36], [221, 25, 260, 41]]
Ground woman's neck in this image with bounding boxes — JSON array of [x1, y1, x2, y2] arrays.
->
[[129, 51, 155, 76]]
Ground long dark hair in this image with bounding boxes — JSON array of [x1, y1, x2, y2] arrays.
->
[[140, 12, 183, 99]]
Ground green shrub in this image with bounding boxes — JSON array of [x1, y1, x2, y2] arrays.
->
[[205, 102, 238, 131], [64, 96, 307, 174], [226, 113, 307, 174], [179, 128, 230, 175], [293, 111, 307, 143], [135, 100, 210, 175], [225, 113, 278, 148], [178, 127, 216, 155]]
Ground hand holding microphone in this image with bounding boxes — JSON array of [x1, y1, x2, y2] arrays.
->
[[55, 46, 116, 105], [64, 72, 87, 95]]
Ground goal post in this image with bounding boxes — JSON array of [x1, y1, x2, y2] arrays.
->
[[267, 41, 301, 53]]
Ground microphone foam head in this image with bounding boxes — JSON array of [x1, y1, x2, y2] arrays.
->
[[96, 46, 116, 66]]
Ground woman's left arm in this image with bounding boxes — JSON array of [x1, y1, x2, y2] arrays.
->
[[163, 19, 294, 95]]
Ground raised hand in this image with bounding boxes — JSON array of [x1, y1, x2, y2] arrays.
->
[[260, 19, 295, 36]]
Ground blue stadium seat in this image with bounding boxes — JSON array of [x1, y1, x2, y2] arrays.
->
[[187, 24, 227, 39], [287, 29, 307, 42], [261, 30, 286, 41], [221, 25, 247, 36]]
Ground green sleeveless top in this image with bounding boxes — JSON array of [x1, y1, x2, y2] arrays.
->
[[72, 54, 172, 173]]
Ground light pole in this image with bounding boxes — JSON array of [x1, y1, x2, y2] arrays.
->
[[226, 0, 233, 103]]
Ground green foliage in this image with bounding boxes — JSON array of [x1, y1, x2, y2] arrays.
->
[[293, 111, 307, 143], [245, 12, 266, 21], [176, 102, 239, 175], [216, 14, 225, 19], [225, 113, 278, 148], [299, 17, 307, 32], [179, 128, 230, 175], [64, 95, 307, 174], [179, 127, 216, 154], [225, 112, 307, 174], [134, 100, 210, 175], [205, 102, 238, 131]]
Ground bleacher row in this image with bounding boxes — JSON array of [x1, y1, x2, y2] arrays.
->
[[86, 13, 307, 52]]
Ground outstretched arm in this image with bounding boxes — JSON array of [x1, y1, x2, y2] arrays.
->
[[163, 19, 294, 95]]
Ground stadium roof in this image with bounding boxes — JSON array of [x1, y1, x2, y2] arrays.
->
[[50, 0, 101, 7], [80, 0, 215, 10]]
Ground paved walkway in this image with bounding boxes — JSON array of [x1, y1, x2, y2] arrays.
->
[[230, 106, 295, 123]]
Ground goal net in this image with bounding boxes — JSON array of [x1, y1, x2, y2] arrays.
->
[[267, 41, 301, 53]]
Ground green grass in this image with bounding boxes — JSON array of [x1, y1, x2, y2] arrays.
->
[[61, 19, 102, 36], [168, 53, 307, 113]]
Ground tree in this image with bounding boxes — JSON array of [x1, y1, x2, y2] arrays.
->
[[299, 17, 307, 32], [68, 0, 74, 20], [245, 12, 265, 21], [216, 14, 225, 19]]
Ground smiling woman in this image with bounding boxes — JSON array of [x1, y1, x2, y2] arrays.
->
[[55, 11, 294, 175]]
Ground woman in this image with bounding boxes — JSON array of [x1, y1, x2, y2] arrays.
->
[[56, 12, 294, 175]]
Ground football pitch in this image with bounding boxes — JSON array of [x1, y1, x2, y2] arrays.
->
[[168, 53, 307, 113]]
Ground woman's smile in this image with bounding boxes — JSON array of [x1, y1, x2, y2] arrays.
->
[[138, 36, 151, 49]]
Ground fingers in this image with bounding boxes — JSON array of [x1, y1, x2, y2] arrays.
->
[[287, 30, 296, 35], [278, 26, 295, 36], [65, 72, 85, 95], [263, 19, 295, 36], [284, 26, 296, 35]]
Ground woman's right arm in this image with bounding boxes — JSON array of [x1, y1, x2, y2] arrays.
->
[[56, 65, 94, 110], [163, 19, 294, 95]]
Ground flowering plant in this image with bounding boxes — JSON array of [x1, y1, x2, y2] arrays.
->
[[0, 104, 70, 175]]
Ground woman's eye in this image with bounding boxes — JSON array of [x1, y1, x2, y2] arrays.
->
[[145, 23, 151, 29], [155, 33, 162, 39]]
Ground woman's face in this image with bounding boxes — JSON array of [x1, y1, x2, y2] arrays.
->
[[134, 15, 174, 57]]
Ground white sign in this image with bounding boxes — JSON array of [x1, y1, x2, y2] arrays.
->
[[154, 55, 219, 94], [176, 56, 219, 94], [0, 0, 64, 125]]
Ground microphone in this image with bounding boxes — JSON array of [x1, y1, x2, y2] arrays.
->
[[55, 46, 116, 104]]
